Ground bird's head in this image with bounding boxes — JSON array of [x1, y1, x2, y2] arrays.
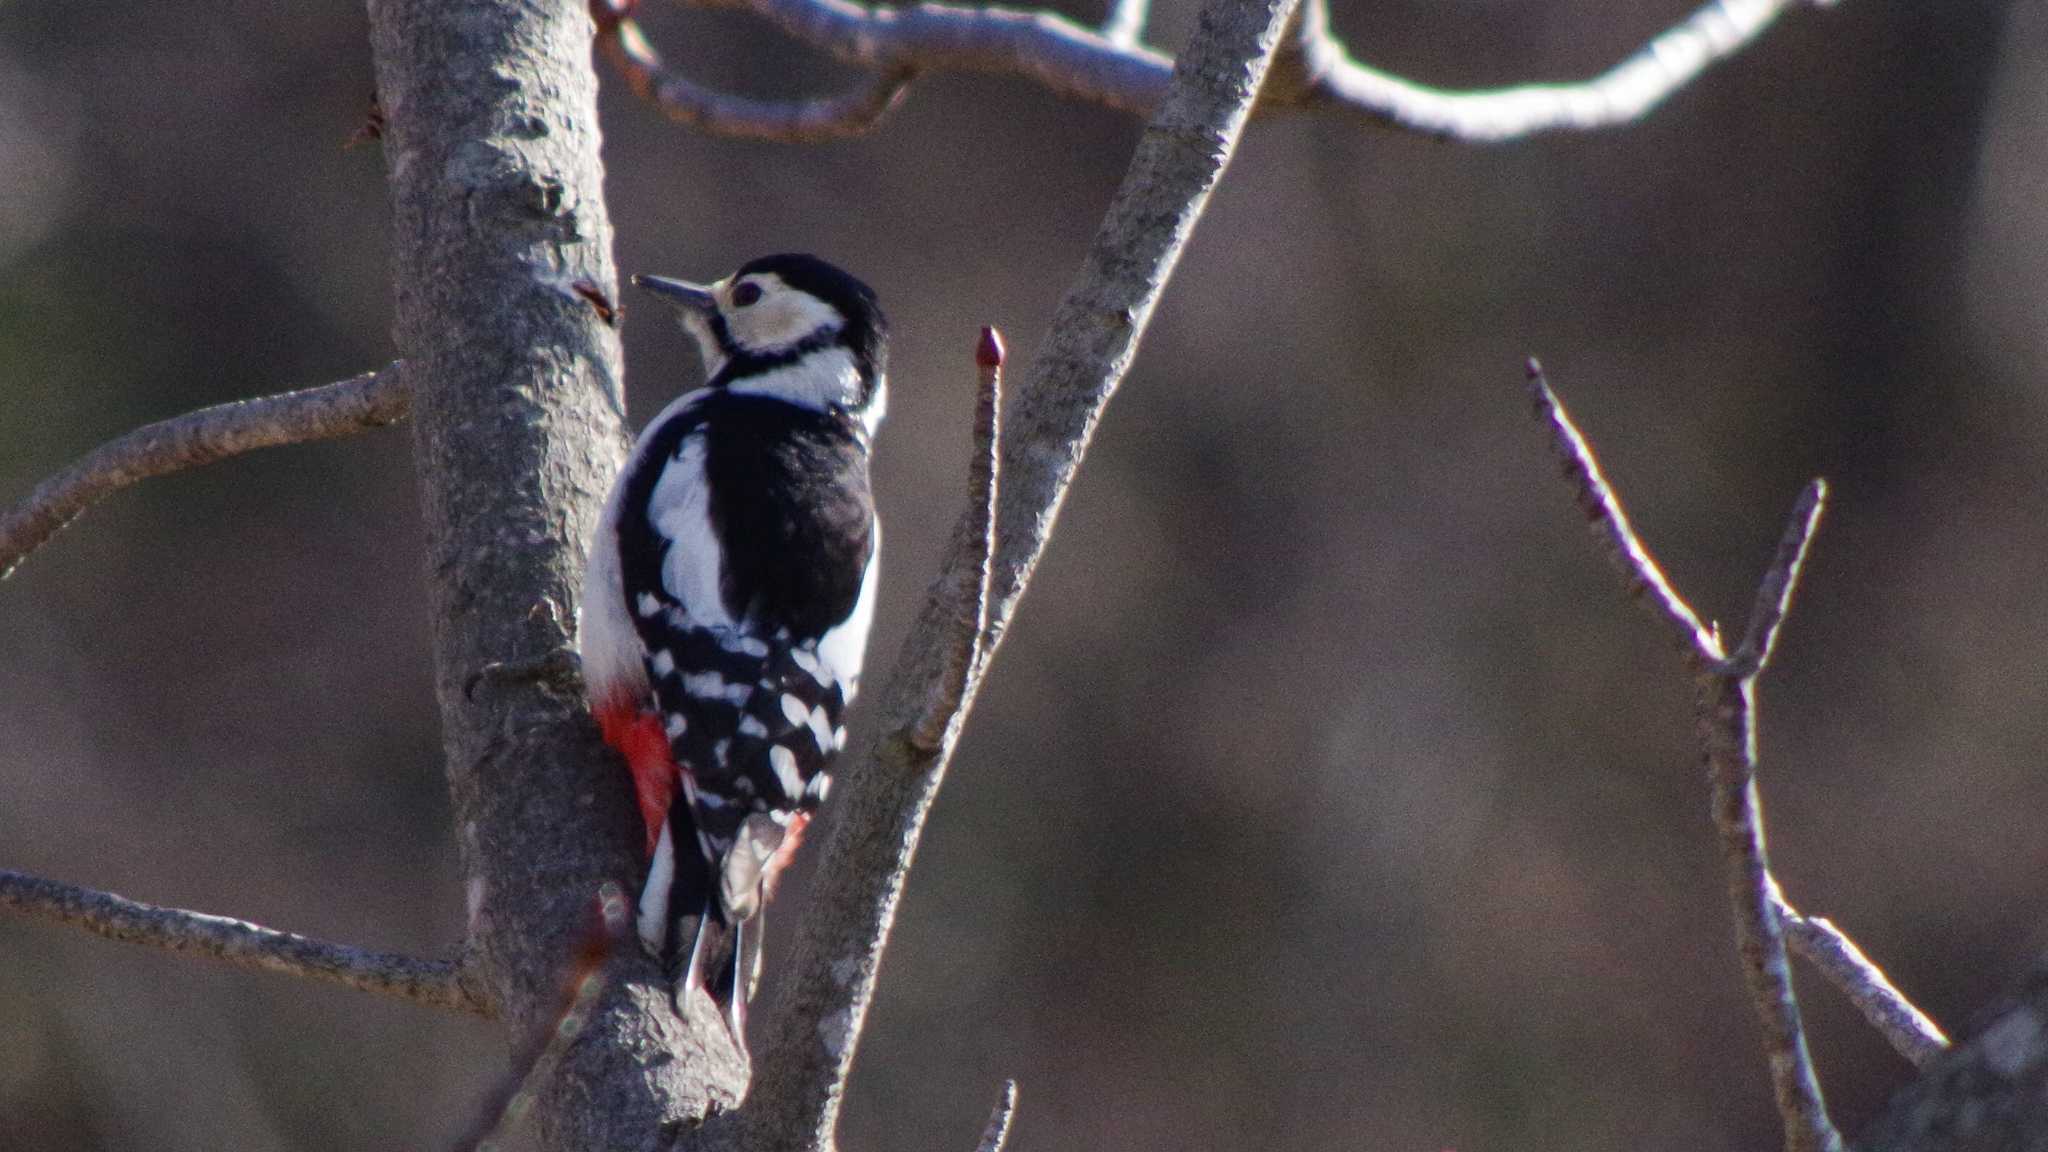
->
[[633, 253, 888, 432]]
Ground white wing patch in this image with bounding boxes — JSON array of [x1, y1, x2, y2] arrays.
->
[[815, 525, 880, 702], [649, 433, 734, 628], [768, 745, 804, 797], [806, 704, 835, 754]]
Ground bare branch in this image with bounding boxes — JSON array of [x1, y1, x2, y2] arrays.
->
[[1289, 0, 1837, 141], [451, 883, 628, 1152], [689, 0, 1172, 116], [684, 0, 1834, 141], [1733, 478, 1826, 674], [0, 868, 488, 1016], [974, 1081, 1019, 1152], [1775, 892, 1949, 1068], [1100, 0, 1147, 47], [1692, 498, 1842, 1152], [909, 326, 1005, 752], [1529, 367, 1843, 1152], [715, 0, 1300, 1143], [1698, 687, 1842, 1152], [597, 7, 915, 141], [0, 363, 407, 579], [1524, 360, 1718, 660]]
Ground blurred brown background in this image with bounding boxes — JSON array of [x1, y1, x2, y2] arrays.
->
[[1, 0, 2041, 1148]]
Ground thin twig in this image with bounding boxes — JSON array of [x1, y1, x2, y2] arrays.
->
[[910, 327, 1005, 752], [974, 1081, 1019, 1152], [1525, 360, 1717, 659], [1702, 486, 1837, 1152], [1100, 0, 1147, 47], [1530, 367, 1845, 1152], [0, 868, 488, 1016], [597, 6, 915, 141], [1733, 479, 1826, 673], [1775, 892, 1949, 1068], [967, 327, 1003, 672], [0, 363, 408, 579], [1700, 668, 1841, 1152], [679, 0, 1835, 141], [450, 883, 629, 1152]]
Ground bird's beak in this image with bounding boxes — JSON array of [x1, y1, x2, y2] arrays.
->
[[631, 274, 718, 314]]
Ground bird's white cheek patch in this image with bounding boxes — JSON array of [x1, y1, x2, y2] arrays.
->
[[729, 283, 844, 351]]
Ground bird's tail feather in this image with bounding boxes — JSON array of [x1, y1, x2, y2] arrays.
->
[[643, 802, 750, 1050]]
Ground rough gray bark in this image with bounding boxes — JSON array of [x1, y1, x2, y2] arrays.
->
[[1859, 958, 2048, 1152], [365, 2, 745, 1149]]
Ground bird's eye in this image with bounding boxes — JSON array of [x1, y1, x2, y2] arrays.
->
[[731, 282, 763, 307]]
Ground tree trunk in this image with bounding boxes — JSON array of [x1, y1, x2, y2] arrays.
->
[[364, 1, 747, 1147]]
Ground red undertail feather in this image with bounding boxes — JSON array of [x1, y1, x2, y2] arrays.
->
[[595, 696, 676, 859]]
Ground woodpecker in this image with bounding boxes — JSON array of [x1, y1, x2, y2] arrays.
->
[[578, 253, 885, 1044]]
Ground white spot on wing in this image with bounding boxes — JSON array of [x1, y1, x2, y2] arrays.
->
[[649, 434, 734, 627], [807, 704, 835, 753], [682, 671, 726, 698], [739, 714, 768, 738], [781, 694, 809, 727], [721, 632, 771, 658], [636, 593, 662, 618], [665, 712, 687, 738], [769, 744, 804, 797], [651, 650, 675, 676], [806, 773, 832, 803]]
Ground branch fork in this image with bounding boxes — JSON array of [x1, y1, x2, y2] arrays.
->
[[1526, 360, 1945, 1152], [596, 0, 1838, 144]]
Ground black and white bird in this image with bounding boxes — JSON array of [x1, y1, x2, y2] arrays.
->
[[578, 253, 885, 1043]]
